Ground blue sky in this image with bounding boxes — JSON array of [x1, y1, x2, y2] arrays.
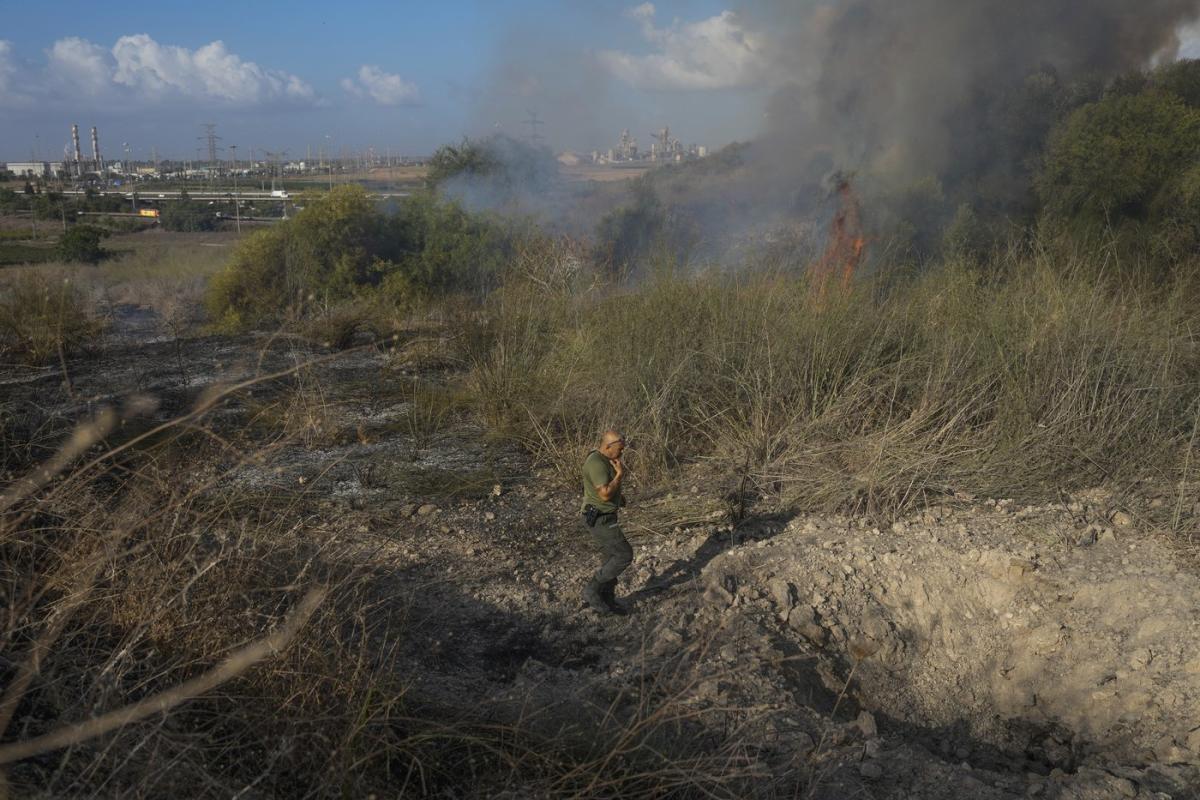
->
[[3, 1, 1200, 164], [0, 0, 764, 161]]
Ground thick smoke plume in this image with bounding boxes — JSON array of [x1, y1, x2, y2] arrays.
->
[[461, 1, 1200, 266], [752, 0, 1200, 202]]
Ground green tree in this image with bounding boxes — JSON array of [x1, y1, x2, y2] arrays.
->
[[1037, 92, 1200, 226], [1149, 58, 1200, 108], [57, 224, 108, 263], [426, 138, 502, 189], [426, 134, 558, 198]]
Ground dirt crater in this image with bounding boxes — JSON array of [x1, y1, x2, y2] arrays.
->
[[690, 506, 1200, 794]]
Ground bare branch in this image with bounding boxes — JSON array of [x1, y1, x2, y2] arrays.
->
[[0, 587, 326, 765]]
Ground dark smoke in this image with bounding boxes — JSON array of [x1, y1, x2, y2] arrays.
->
[[616, 0, 1200, 265], [459, 1, 1200, 267], [750, 0, 1200, 207]]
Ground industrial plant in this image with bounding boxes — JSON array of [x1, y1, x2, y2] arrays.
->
[[1, 122, 430, 188], [1, 120, 709, 185], [590, 126, 707, 166], [4, 124, 105, 180]]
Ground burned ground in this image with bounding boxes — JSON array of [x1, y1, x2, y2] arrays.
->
[[3, 299, 1198, 799]]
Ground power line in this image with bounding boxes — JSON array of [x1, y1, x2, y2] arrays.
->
[[524, 110, 545, 146], [198, 123, 222, 167], [262, 150, 288, 192]]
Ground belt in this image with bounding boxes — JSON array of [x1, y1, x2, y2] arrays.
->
[[582, 505, 618, 526]]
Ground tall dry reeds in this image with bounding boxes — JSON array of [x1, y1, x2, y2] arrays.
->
[[461, 242, 1200, 517]]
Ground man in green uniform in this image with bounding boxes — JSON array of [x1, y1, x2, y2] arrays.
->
[[580, 430, 631, 616]]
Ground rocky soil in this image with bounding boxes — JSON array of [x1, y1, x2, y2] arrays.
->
[[5, 307, 1200, 799]]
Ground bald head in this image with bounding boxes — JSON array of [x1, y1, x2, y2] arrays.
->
[[599, 429, 626, 460]]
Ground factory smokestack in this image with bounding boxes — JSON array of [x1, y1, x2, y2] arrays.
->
[[71, 124, 82, 177], [90, 126, 102, 174]]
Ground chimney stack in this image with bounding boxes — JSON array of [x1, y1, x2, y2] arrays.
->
[[90, 126, 103, 174], [71, 124, 83, 176]]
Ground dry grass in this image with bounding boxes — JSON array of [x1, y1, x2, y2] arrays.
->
[[2, 230, 239, 348], [460, 241, 1200, 519], [4, 224, 1199, 796], [0, 341, 793, 797], [0, 270, 103, 366]]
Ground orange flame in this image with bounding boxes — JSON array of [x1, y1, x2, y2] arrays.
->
[[813, 176, 865, 299]]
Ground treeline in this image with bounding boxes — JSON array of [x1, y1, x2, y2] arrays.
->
[[0, 186, 127, 220], [0, 186, 238, 234]]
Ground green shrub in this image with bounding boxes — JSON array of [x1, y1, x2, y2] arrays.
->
[[206, 185, 519, 329], [383, 192, 517, 302], [205, 225, 290, 328], [207, 185, 393, 327], [0, 243, 57, 266], [56, 224, 108, 263], [594, 180, 666, 272], [160, 201, 218, 232], [942, 203, 993, 264], [592, 179, 700, 275]]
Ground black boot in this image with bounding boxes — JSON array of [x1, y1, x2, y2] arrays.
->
[[598, 579, 628, 615], [582, 579, 614, 615]]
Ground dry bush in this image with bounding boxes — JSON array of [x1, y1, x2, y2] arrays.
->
[[243, 362, 340, 449], [398, 378, 469, 458], [299, 303, 367, 350], [23, 233, 234, 342], [0, 474, 402, 795], [0, 376, 413, 796], [0, 270, 103, 366], [138, 276, 209, 336]]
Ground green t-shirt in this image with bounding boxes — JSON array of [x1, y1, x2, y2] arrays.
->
[[581, 450, 622, 513]]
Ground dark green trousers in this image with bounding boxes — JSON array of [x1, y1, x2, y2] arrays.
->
[[583, 514, 633, 584]]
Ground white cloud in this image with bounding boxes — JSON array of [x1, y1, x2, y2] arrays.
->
[[110, 34, 315, 105], [0, 40, 27, 105], [342, 65, 420, 106], [628, 2, 656, 24], [47, 37, 111, 94], [598, 5, 768, 90], [0, 41, 13, 85], [0, 33, 316, 109]]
